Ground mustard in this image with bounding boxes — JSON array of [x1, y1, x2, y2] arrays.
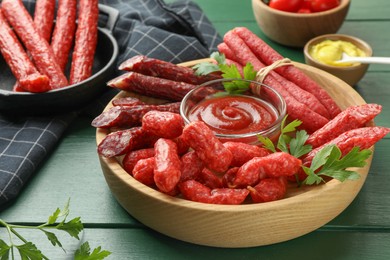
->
[[309, 40, 366, 67]]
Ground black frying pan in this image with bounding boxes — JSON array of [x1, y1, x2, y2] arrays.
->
[[0, 4, 119, 115]]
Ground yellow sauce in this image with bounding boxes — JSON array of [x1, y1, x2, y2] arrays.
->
[[309, 40, 366, 67]]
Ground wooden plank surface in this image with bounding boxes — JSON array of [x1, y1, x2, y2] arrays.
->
[[1, 228, 390, 260], [1, 0, 390, 258]]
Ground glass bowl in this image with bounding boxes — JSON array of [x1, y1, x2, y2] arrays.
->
[[180, 78, 286, 144]]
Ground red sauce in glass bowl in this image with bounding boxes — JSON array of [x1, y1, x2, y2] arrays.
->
[[188, 95, 277, 135]]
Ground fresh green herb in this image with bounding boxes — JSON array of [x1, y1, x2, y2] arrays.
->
[[257, 116, 371, 185], [258, 116, 312, 158], [193, 52, 257, 94], [302, 145, 371, 185], [192, 52, 222, 75], [74, 242, 112, 260], [0, 199, 111, 260]]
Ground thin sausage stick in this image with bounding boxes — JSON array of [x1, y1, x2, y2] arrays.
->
[[0, 9, 50, 92], [51, 0, 77, 72], [13, 0, 56, 91], [108, 72, 197, 101], [1, 0, 68, 89], [119, 55, 221, 84], [34, 0, 55, 42], [69, 0, 99, 84]]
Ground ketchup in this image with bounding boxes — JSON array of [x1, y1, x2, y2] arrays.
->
[[188, 95, 277, 135]]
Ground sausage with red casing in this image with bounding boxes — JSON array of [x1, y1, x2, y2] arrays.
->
[[1, 0, 68, 89], [69, 0, 99, 84], [153, 138, 182, 193], [34, 0, 55, 42], [0, 9, 50, 92], [51, 0, 77, 72], [119, 55, 221, 84]]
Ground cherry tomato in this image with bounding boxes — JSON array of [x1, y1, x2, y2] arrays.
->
[[297, 0, 312, 13], [268, 0, 304, 13], [310, 0, 340, 12]]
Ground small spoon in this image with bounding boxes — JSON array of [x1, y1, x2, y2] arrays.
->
[[336, 52, 390, 65]]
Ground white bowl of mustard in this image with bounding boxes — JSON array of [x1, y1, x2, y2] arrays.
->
[[304, 34, 372, 86]]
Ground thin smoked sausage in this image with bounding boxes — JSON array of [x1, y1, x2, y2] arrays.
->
[[51, 0, 77, 72], [69, 0, 99, 84], [0, 9, 50, 92], [1, 0, 68, 89]]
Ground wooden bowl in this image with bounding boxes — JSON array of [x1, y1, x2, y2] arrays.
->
[[251, 0, 350, 47], [96, 61, 372, 248], [304, 34, 373, 86]]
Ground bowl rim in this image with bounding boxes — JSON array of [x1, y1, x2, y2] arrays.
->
[[179, 78, 287, 140], [255, 0, 350, 17], [303, 33, 373, 71]]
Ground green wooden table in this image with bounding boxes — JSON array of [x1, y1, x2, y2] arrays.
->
[[1, 0, 390, 259]]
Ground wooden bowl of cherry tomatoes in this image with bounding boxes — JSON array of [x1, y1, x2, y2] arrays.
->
[[252, 0, 350, 47]]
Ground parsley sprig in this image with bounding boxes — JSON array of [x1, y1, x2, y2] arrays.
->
[[0, 199, 111, 260], [193, 52, 257, 94], [302, 145, 371, 185], [257, 116, 372, 184], [257, 117, 312, 158]]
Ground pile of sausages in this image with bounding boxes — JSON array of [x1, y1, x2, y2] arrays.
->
[[93, 27, 390, 205], [0, 0, 99, 93]]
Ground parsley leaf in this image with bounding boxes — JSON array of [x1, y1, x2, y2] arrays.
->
[[0, 239, 11, 258], [57, 217, 84, 239], [192, 51, 224, 76], [289, 130, 312, 158], [192, 62, 219, 75], [15, 242, 43, 260], [257, 134, 276, 153], [43, 230, 63, 248], [210, 51, 226, 64], [219, 63, 242, 80], [302, 145, 372, 185], [258, 116, 311, 158], [74, 242, 111, 260], [243, 63, 257, 81]]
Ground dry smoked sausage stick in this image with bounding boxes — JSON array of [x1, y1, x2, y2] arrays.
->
[[91, 102, 181, 129], [12, 0, 56, 92], [223, 30, 330, 120], [97, 127, 147, 158], [34, 0, 55, 42], [306, 104, 382, 148], [51, 0, 77, 72], [0, 9, 50, 92], [1, 0, 68, 89], [69, 0, 99, 84], [119, 55, 221, 85], [108, 72, 198, 101], [232, 27, 341, 118]]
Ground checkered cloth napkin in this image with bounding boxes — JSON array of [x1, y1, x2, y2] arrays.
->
[[0, 0, 222, 206]]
